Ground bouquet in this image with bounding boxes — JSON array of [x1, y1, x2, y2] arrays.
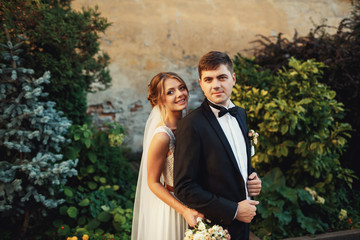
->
[[184, 218, 231, 240], [248, 129, 259, 156]]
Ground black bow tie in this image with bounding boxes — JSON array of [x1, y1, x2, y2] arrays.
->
[[206, 99, 238, 117]]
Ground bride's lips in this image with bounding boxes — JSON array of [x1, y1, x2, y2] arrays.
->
[[175, 98, 186, 105]]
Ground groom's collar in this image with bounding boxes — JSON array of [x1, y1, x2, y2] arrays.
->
[[206, 98, 235, 118]]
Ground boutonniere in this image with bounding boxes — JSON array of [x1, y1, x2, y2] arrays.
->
[[249, 129, 259, 156]]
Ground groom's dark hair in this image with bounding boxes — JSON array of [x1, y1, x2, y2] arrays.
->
[[198, 51, 233, 78]]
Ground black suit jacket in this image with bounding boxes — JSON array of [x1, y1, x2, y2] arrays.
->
[[174, 99, 255, 240]]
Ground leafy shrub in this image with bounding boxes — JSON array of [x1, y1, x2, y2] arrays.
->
[[253, 168, 328, 239], [232, 56, 359, 238], [248, 1, 360, 184], [46, 123, 136, 240], [0, 0, 112, 124], [233, 56, 354, 188]]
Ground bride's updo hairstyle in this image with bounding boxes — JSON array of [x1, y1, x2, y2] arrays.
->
[[147, 72, 188, 120]]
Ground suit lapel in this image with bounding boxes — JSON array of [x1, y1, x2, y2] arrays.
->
[[201, 101, 242, 175]]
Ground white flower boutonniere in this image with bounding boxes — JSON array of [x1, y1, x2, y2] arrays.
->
[[249, 129, 259, 156]]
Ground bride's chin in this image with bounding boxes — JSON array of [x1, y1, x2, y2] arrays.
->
[[176, 106, 187, 112]]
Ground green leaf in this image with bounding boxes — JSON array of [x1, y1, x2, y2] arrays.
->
[[325, 173, 333, 184], [78, 216, 87, 226], [112, 221, 123, 232], [309, 142, 317, 150], [78, 198, 90, 207], [95, 228, 105, 235], [59, 205, 68, 215], [101, 205, 111, 211], [99, 177, 107, 184], [280, 145, 288, 156], [88, 152, 97, 163], [87, 219, 100, 230], [297, 214, 318, 234], [97, 211, 112, 222], [114, 213, 126, 225], [64, 188, 74, 198], [265, 168, 285, 187], [297, 189, 314, 204], [74, 134, 81, 141], [283, 140, 294, 147], [83, 129, 92, 138], [87, 165, 95, 174], [280, 124, 288, 135], [275, 210, 292, 225], [67, 206, 78, 218], [328, 90, 336, 99], [84, 138, 91, 148], [280, 188, 297, 203], [88, 181, 97, 190], [298, 98, 312, 105]]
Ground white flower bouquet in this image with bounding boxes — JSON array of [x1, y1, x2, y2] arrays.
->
[[184, 218, 231, 240]]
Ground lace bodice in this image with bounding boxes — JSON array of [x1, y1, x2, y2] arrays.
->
[[153, 126, 175, 187]]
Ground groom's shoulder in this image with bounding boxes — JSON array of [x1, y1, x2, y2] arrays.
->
[[183, 105, 203, 120]]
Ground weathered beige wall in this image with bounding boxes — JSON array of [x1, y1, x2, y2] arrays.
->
[[72, 0, 352, 152]]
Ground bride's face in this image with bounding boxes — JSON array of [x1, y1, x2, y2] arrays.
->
[[162, 77, 188, 112]]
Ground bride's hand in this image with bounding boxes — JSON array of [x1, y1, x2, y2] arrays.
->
[[182, 208, 204, 228]]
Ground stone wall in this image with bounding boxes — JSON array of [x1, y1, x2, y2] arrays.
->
[[72, 0, 352, 152]]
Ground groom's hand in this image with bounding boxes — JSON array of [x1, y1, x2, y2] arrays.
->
[[235, 200, 259, 223], [247, 172, 262, 197]]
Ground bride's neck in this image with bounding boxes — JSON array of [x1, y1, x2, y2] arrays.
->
[[164, 111, 182, 130]]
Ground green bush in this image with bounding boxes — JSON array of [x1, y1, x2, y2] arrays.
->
[[46, 123, 136, 240], [249, 1, 360, 184], [253, 168, 328, 239], [1, 122, 137, 240], [232, 56, 359, 238], [1, 0, 111, 124]]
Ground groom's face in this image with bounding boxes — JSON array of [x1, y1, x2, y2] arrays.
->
[[199, 64, 236, 107]]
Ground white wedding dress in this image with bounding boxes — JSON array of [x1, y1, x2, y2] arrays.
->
[[131, 106, 187, 240]]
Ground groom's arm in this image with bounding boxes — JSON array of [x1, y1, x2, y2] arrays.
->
[[174, 117, 238, 226]]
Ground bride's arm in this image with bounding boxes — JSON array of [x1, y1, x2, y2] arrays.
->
[[147, 132, 202, 227]]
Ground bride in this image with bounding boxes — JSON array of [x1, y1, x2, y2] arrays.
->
[[131, 72, 203, 240]]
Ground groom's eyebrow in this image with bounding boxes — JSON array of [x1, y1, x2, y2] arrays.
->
[[203, 76, 213, 81], [217, 74, 227, 78]]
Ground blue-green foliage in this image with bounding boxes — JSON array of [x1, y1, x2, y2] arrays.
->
[[0, 39, 78, 214]]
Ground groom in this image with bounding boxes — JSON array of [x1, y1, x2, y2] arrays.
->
[[174, 51, 262, 240]]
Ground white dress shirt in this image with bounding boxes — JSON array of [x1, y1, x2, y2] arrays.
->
[[208, 100, 250, 200]]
